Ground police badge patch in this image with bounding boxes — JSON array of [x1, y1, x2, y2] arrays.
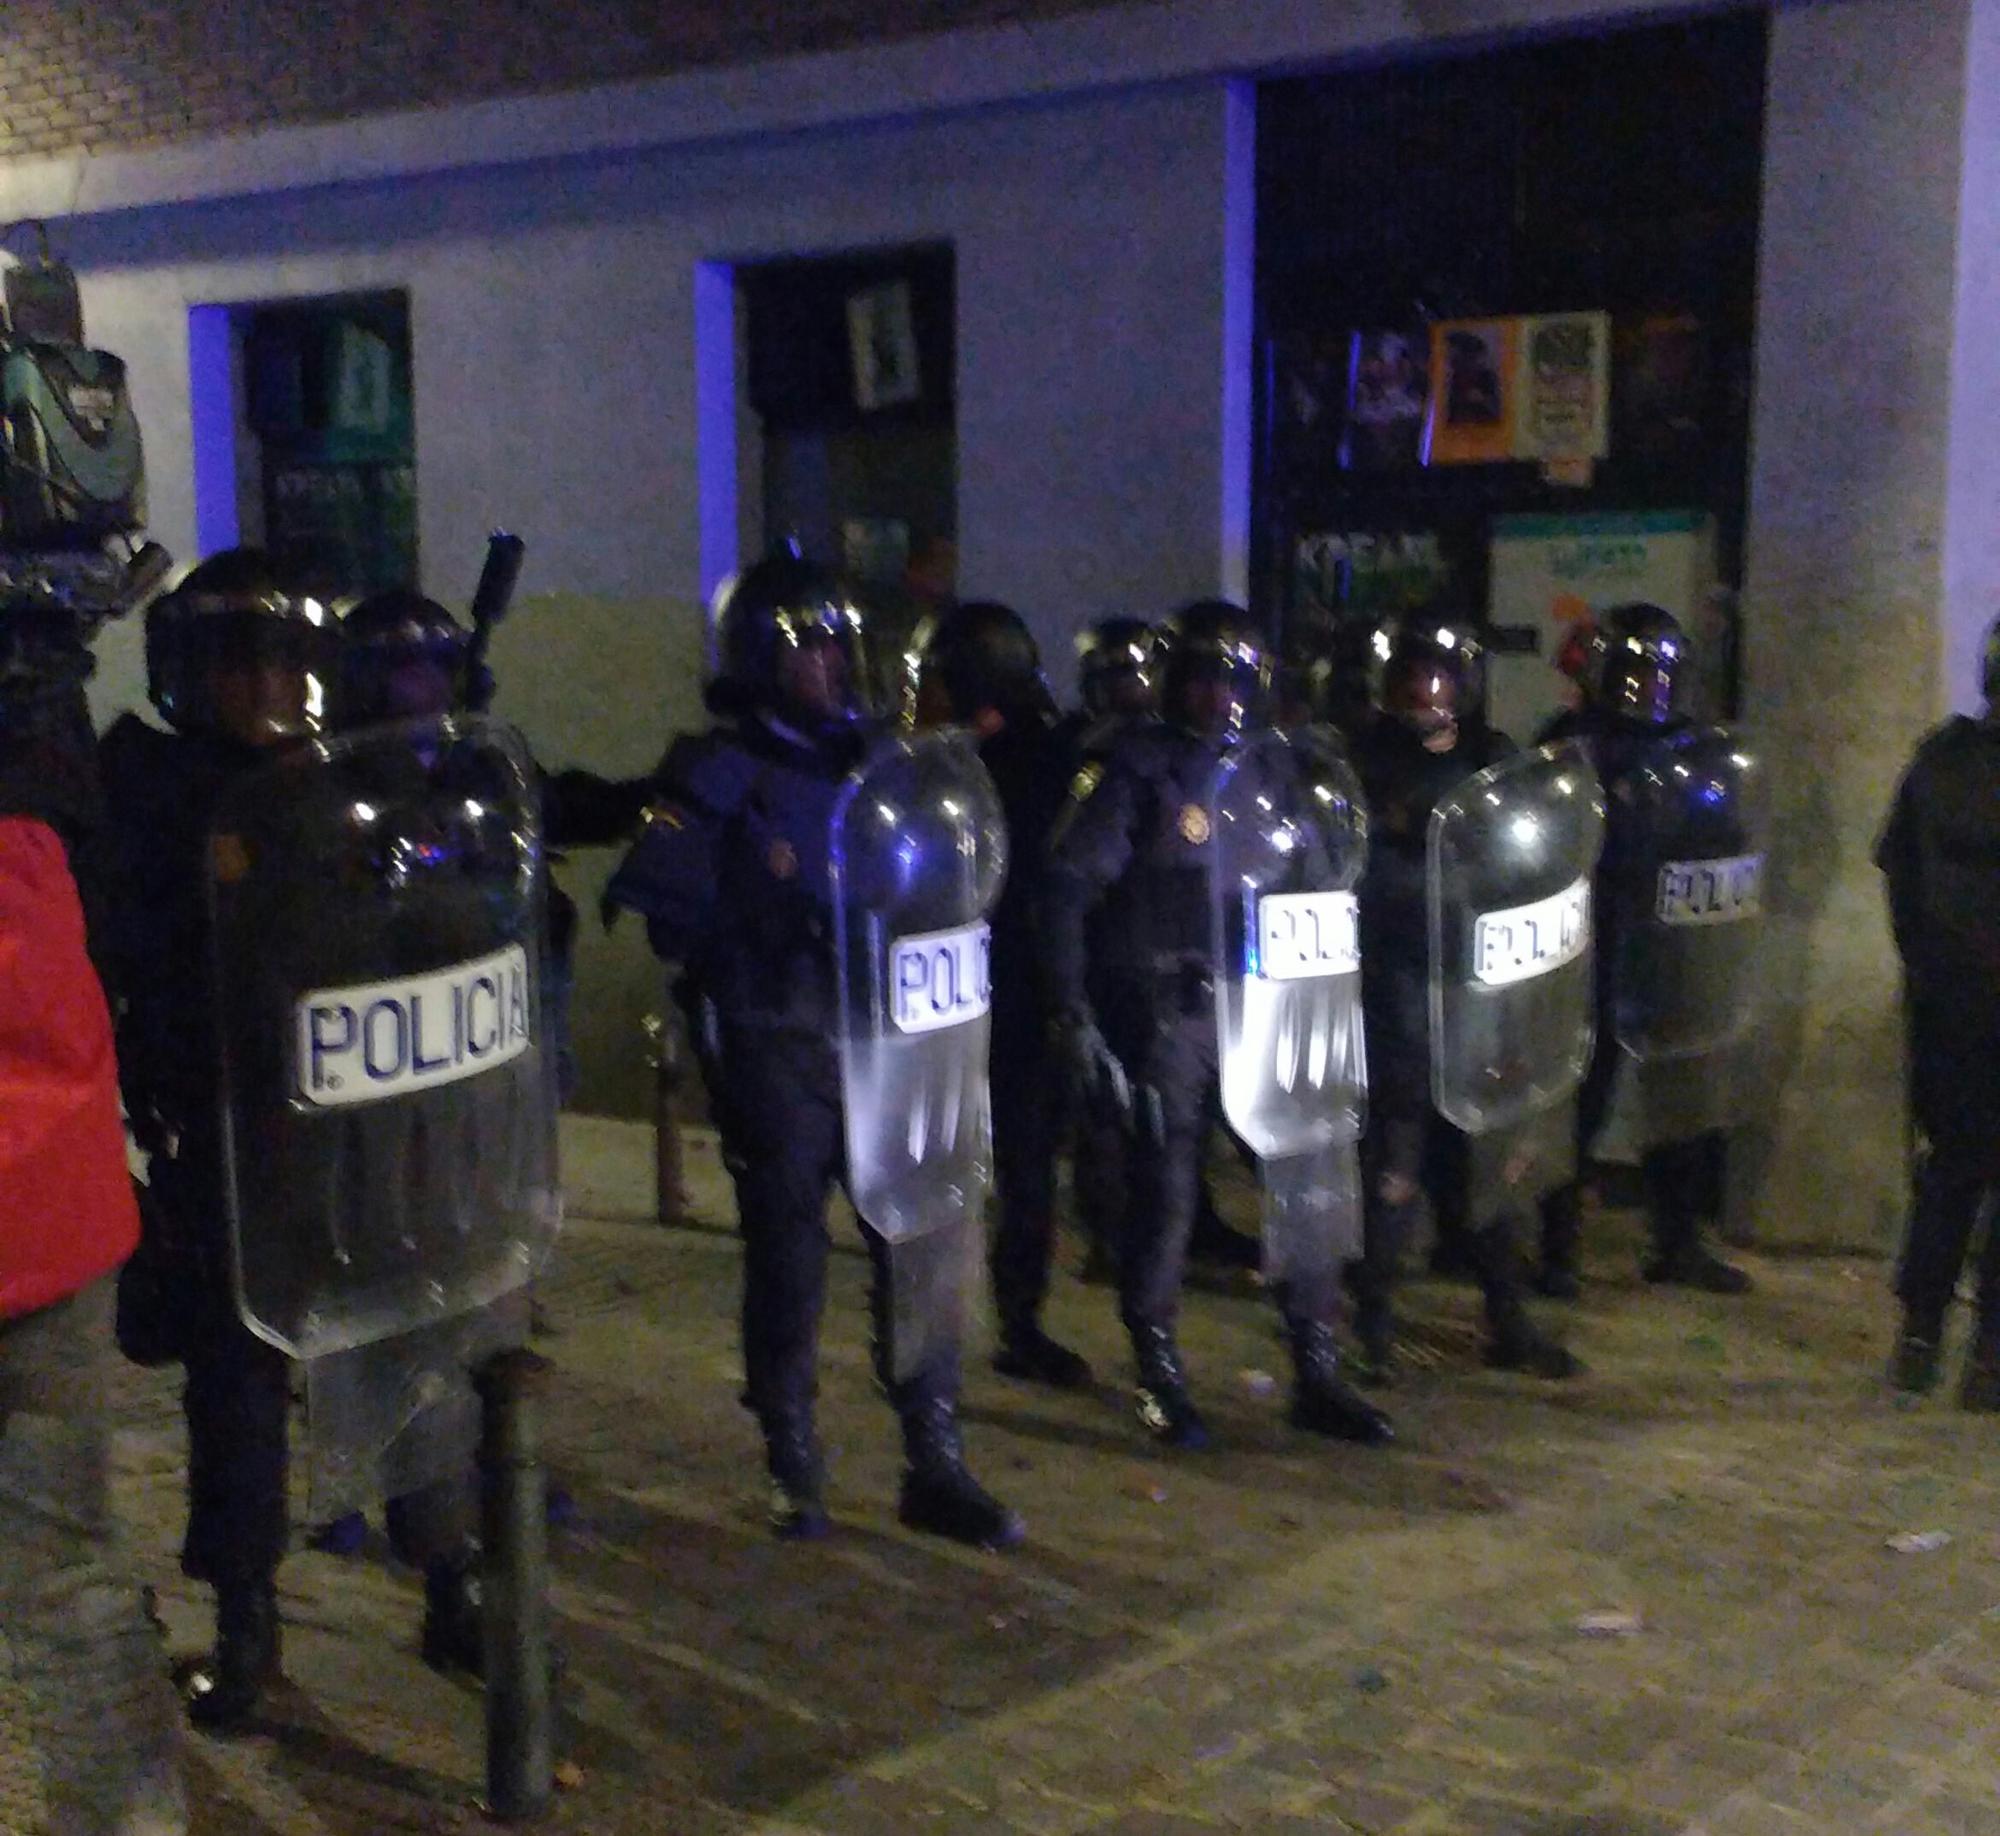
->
[[1069, 761, 1104, 804], [1178, 802, 1211, 845]]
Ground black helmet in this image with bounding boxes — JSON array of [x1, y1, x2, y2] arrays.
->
[[146, 546, 341, 746], [341, 588, 469, 725], [1372, 614, 1483, 716], [1159, 599, 1268, 737], [1588, 602, 1689, 727], [709, 548, 868, 731], [1076, 616, 1160, 717], [913, 599, 1049, 728], [1983, 612, 2000, 711]]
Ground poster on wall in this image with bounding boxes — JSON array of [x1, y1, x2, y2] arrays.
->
[[1342, 331, 1430, 470], [1425, 319, 1519, 464], [847, 280, 922, 412], [1516, 312, 1611, 463], [1485, 510, 1718, 741]]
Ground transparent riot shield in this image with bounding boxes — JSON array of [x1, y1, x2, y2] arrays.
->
[[831, 730, 1006, 1382], [1428, 741, 1605, 1138], [1610, 725, 1767, 1062], [1209, 727, 1369, 1284], [208, 714, 560, 1498]]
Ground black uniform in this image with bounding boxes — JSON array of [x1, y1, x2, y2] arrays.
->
[[1349, 714, 1575, 1376], [99, 716, 475, 1603], [1877, 710, 2000, 1398], [1045, 715, 1392, 1445], [606, 705, 1020, 1545], [1541, 704, 1735, 1277], [979, 718, 1075, 1342]]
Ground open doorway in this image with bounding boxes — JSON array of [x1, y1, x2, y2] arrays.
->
[[188, 288, 416, 596], [731, 244, 956, 709]]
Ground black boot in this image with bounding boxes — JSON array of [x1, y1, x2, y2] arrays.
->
[[1484, 1304, 1582, 1379], [1535, 1183, 1583, 1300], [762, 1412, 831, 1541], [1288, 1321, 1395, 1444], [1961, 1314, 2000, 1413], [1644, 1148, 1752, 1293], [1643, 1239, 1753, 1294], [993, 1321, 1093, 1389], [1890, 1307, 1946, 1395], [180, 1579, 280, 1733], [420, 1553, 486, 1675], [1130, 1324, 1210, 1449], [897, 1400, 1025, 1549]]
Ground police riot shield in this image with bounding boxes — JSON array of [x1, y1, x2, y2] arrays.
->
[[1208, 726, 1369, 1282], [1428, 741, 1605, 1137], [208, 714, 559, 1499], [831, 730, 1006, 1382], [1610, 726, 1767, 1062]]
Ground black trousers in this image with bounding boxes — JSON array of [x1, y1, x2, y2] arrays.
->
[[712, 1025, 959, 1427], [989, 998, 1061, 1338], [1896, 1140, 2000, 1329], [1100, 987, 1337, 1340]]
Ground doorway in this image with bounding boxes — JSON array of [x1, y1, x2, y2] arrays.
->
[[732, 244, 957, 709]]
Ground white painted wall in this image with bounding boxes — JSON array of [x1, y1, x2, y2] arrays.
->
[[64, 82, 1244, 1115]]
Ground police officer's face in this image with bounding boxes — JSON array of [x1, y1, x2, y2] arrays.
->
[[777, 627, 849, 720], [1102, 667, 1155, 718], [212, 661, 315, 748], [1176, 665, 1239, 738], [1389, 665, 1459, 752]]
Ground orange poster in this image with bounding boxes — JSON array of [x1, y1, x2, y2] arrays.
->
[[1425, 319, 1519, 465]]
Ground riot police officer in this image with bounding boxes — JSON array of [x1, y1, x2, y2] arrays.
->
[[1051, 620, 1159, 1280], [606, 551, 1023, 1548], [1044, 599, 1393, 1450], [1349, 622, 1578, 1380], [1878, 615, 2000, 1404], [1539, 604, 1752, 1294], [100, 550, 485, 1731], [912, 601, 1092, 1387], [342, 588, 647, 1101]]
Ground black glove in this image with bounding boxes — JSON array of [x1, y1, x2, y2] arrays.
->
[[1060, 1010, 1131, 1116]]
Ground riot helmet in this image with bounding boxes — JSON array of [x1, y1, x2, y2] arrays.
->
[[709, 548, 869, 734], [1159, 598, 1268, 739], [146, 547, 340, 747], [1587, 602, 1688, 728], [1076, 616, 1160, 718], [1372, 615, 1482, 752], [911, 599, 1050, 732], [342, 588, 469, 726]]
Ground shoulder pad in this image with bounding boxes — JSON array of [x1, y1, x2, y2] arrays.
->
[[659, 729, 758, 819]]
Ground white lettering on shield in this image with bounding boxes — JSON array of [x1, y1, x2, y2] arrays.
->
[[889, 921, 992, 1034], [297, 944, 531, 1107]]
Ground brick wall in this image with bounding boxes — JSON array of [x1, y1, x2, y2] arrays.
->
[[0, 0, 1131, 163]]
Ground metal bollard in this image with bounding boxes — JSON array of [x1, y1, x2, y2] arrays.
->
[[643, 1011, 685, 1225], [476, 1348, 554, 1823]]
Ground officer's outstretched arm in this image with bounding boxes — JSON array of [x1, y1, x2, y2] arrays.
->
[[602, 738, 738, 964]]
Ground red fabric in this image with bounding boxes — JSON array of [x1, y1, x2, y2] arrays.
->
[[0, 815, 139, 1318]]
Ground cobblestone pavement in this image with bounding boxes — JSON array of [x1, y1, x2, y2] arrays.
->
[[42, 1121, 2000, 1834]]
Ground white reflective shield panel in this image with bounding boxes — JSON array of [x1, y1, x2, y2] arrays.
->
[[888, 920, 992, 1034], [1655, 853, 1762, 926], [1473, 878, 1590, 988], [296, 943, 531, 1107], [1255, 890, 1360, 981]]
